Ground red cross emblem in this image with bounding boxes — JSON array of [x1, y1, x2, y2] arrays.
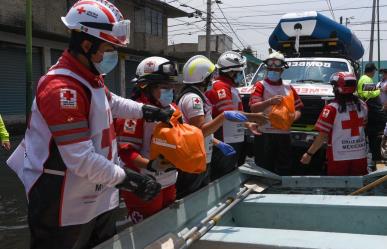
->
[[194, 98, 200, 104], [341, 111, 364, 136], [124, 119, 137, 134], [131, 211, 144, 224], [146, 61, 154, 67], [63, 90, 74, 101], [77, 7, 86, 14], [101, 110, 116, 160], [144, 61, 155, 73]]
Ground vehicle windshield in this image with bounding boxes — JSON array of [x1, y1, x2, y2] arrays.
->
[[251, 61, 350, 85]]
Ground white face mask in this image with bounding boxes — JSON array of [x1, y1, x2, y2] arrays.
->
[[93, 51, 118, 75]]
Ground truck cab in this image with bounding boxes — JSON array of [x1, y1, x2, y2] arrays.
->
[[237, 56, 356, 174]]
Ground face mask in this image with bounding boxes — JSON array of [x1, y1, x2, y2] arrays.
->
[[206, 83, 213, 91], [159, 88, 174, 107], [267, 71, 281, 82], [234, 72, 244, 86], [93, 51, 118, 75]]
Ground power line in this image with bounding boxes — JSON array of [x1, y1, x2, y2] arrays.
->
[[216, 2, 246, 49], [221, 0, 324, 9], [225, 4, 387, 19], [326, 0, 336, 20]]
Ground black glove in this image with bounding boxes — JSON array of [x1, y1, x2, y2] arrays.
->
[[116, 168, 161, 201], [142, 105, 174, 123]]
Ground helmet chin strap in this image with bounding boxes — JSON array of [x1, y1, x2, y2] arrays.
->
[[82, 39, 102, 75]]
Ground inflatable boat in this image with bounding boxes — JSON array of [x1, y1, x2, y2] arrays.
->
[[269, 11, 364, 60]]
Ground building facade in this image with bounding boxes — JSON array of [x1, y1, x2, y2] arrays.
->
[[0, 0, 186, 121]]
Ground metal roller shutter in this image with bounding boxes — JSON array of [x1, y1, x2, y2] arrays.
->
[[51, 49, 63, 65], [104, 66, 120, 95], [125, 60, 139, 98], [0, 42, 43, 115]]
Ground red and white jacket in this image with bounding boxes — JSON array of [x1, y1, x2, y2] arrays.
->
[[114, 94, 178, 188], [205, 76, 245, 143], [315, 100, 368, 161], [249, 78, 303, 134], [7, 50, 144, 226]]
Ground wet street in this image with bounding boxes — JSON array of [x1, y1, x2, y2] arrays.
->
[[0, 135, 29, 249]]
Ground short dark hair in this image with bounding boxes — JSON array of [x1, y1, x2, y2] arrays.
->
[[364, 63, 377, 73]]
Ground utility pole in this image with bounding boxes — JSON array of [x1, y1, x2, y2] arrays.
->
[[206, 0, 211, 59], [369, 0, 376, 62], [26, 0, 33, 124], [340, 16, 343, 24], [377, 0, 380, 79]]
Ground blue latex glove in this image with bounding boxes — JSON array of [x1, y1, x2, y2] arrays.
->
[[224, 111, 248, 122], [215, 142, 236, 156]]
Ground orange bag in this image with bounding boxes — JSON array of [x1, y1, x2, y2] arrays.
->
[[150, 108, 206, 174], [269, 93, 296, 131]]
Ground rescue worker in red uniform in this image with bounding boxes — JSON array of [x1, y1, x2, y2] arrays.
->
[[6, 1, 172, 248], [114, 57, 179, 224], [205, 51, 262, 180], [249, 52, 303, 175], [301, 72, 368, 176]]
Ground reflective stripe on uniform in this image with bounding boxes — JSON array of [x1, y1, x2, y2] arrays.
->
[[215, 99, 233, 107], [316, 120, 333, 128], [116, 136, 142, 144], [49, 121, 89, 132], [43, 168, 65, 176], [54, 131, 90, 144], [218, 104, 236, 111]]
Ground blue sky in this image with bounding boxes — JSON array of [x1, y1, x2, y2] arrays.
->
[[166, 0, 386, 61]]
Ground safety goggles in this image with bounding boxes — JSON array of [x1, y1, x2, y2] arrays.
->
[[264, 59, 288, 68], [80, 20, 131, 46], [154, 61, 178, 77]]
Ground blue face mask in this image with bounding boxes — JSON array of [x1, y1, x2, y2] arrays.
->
[[159, 88, 174, 107], [234, 72, 244, 85], [267, 70, 281, 82], [93, 51, 118, 75]]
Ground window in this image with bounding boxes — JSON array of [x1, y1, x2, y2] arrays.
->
[[134, 7, 163, 37], [134, 8, 145, 32]]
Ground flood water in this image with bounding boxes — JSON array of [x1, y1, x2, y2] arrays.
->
[[0, 135, 29, 249]]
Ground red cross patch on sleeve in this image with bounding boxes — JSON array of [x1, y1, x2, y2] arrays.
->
[[124, 119, 137, 134], [217, 89, 226, 99], [192, 97, 202, 110], [322, 108, 330, 118], [60, 88, 77, 109]]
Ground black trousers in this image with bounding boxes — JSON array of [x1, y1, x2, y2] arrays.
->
[[175, 163, 211, 199], [28, 174, 117, 249], [210, 142, 243, 181], [368, 133, 383, 161], [253, 133, 292, 176]]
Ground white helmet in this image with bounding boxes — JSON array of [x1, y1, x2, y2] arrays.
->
[[183, 55, 215, 84], [264, 51, 288, 68], [216, 51, 246, 73], [135, 56, 178, 84], [62, 0, 130, 47]]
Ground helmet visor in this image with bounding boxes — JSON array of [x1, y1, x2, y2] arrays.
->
[[84, 20, 130, 46], [265, 59, 286, 68], [110, 20, 130, 45], [158, 61, 178, 77]]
